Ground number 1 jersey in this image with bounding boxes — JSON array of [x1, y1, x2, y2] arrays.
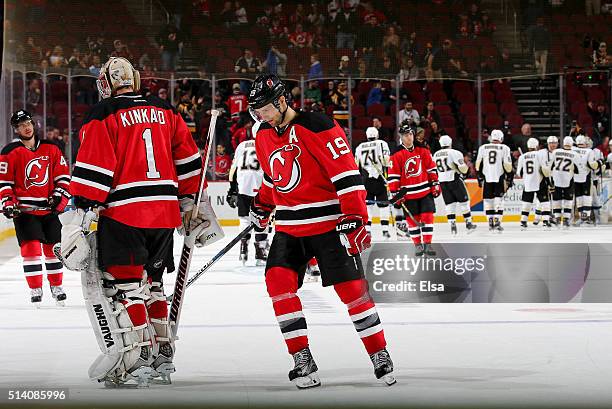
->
[[71, 92, 202, 229]]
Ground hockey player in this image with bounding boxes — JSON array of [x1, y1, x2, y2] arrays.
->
[[533, 135, 558, 226], [432, 134, 477, 235], [516, 137, 552, 229], [0, 110, 70, 306], [388, 120, 440, 256], [587, 136, 605, 224], [354, 127, 391, 239], [572, 134, 600, 225], [59, 57, 223, 386], [247, 74, 395, 388], [227, 124, 268, 265], [550, 136, 580, 228], [475, 129, 513, 232]]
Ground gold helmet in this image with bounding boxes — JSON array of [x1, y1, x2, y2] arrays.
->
[[96, 57, 141, 99]]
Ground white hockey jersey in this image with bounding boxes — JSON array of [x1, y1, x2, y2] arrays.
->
[[517, 150, 545, 192], [592, 148, 604, 178], [551, 148, 579, 188], [572, 146, 596, 183], [476, 143, 512, 183], [232, 139, 263, 196], [354, 139, 390, 179], [536, 148, 554, 170], [432, 148, 466, 182]]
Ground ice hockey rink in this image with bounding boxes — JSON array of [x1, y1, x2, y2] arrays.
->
[[2, 223, 612, 408]]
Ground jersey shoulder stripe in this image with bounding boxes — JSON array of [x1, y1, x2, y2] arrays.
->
[[1, 141, 23, 155], [293, 111, 335, 133]]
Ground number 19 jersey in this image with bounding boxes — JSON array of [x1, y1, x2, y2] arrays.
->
[[232, 138, 262, 196], [71, 92, 202, 229]]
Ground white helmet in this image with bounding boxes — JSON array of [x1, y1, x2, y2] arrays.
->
[[366, 126, 379, 140], [585, 136, 593, 148], [527, 137, 539, 150], [547, 135, 558, 144], [575, 134, 587, 146], [97, 57, 141, 99], [563, 136, 574, 147], [439, 134, 452, 148], [490, 129, 504, 143]]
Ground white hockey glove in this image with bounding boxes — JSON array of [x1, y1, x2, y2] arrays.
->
[[57, 209, 97, 271], [178, 191, 224, 247]]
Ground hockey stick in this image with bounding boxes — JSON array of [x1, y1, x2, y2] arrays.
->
[[371, 163, 422, 227], [169, 109, 219, 339]]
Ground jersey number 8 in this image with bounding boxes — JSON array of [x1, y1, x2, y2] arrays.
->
[[0, 161, 7, 174]]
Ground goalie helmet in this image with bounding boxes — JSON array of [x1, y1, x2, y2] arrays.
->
[[527, 137, 539, 150], [490, 129, 504, 143], [439, 134, 452, 148], [563, 136, 574, 147], [575, 134, 587, 146], [366, 127, 379, 140], [97, 57, 141, 99], [547, 135, 558, 144]]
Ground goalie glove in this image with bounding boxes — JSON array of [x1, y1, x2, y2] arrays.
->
[[336, 214, 371, 256], [179, 191, 224, 247], [57, 208, 97, 271], [48, 186, 71, 214]]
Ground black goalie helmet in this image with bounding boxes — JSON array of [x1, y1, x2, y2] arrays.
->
[[248, 74, 286, 121], [398, 119, 416, 136]]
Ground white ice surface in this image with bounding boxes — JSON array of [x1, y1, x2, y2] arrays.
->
[[1, 222, 612, 407]]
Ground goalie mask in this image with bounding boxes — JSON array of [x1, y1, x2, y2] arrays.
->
[[97, 57, 141, 99]]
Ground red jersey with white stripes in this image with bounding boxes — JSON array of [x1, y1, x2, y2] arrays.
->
[[71, 92, 202, 229], [227, 94, 248, 121], [388, 145, 438, 200], [255, 112, 367, 237], [0, 139, 70, 216]]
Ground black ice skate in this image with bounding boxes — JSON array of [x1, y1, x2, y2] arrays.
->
[[520, 221, 528, 231], [450, 221, 457, 235], [414, 244, 425, 257], [152, 343, 175, 385], [382, 230, 391, 239], [423, 243, 436, 256], [31, 287, 43, 307], [50, 285, 66, 306], [465, 221, 477, 234], [543, 220, 551, 229], [488, 218, 495, 231], [563, 218, 570, 229], [494, 218, 504, 233], [239, 238, 248, 265], [255, 241, 267, 267], [370, 348, 396, 386], [288, 347, 321, 389]]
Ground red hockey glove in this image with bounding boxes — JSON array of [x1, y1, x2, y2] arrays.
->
[[49, 187, 70, 214], [336, 214, 371, 256], [1, 197, 20, 219], [249, 196, 274, 232], [430, 181, 441, 198]]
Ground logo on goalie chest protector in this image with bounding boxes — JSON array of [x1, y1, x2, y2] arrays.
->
[[269, 144, 302, 193], [93, 304, 115, 348]]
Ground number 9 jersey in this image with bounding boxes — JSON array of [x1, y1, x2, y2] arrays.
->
[[70, 92, 202, 228]]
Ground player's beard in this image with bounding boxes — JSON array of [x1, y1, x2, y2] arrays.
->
[[19, 131, 35, 141]]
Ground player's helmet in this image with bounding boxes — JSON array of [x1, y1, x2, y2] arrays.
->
[[563, 136, 574, 147], [575, 134, 587, 146], [585, 136, 593, 148], [10, 110, 33, 128], [439, 134, 452, 148], [398, 119, 415, 136], [527, 137, 539, 150], [490, 129, 504, 142], [97, 57, 140, 99], [366, 127, 379, 140], [547, 135, 558, 144], [248, 74, 286, 111]]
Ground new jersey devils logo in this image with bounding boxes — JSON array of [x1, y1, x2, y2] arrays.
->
[[269, 144, 302, 193], [24, 156, 50, 189], [403, 156, 423, 178]]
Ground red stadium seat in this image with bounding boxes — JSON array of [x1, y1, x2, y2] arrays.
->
[[355, 116, 371, 129], [367, 103, 386, 117]]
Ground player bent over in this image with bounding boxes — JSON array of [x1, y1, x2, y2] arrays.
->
[[0, 110, 70, 306], [247, 74, 395, 388], [59, 57, 223, 387], [475, 129, 513, 232], [516, 138, 553, 230], [432, 135, 476, 235], [226, 127, 268, 265], [550, 136, 580, 229], [388, 121, 440, 256]]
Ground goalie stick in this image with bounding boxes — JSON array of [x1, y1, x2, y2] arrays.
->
[[169, 110, 219, 339]]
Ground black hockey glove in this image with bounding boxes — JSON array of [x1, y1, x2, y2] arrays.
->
[[505, 172, 514, 189], [476, 174, 484, 188], [227, 181, 238, 209]]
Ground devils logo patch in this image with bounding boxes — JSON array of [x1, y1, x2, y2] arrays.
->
[[269, 144, 302, 193], [403, 155, 423, 178], [24, 156, 50, 189]]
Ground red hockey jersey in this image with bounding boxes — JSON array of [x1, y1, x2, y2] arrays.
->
[[227, 94, 248, 121], [0, 139, 70, 216], [255, 112, 367, 237], [71, 92, 202, 229], [388, 145, 438, 200]]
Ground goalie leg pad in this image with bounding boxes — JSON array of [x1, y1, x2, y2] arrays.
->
[[146, 277, 175, 382]]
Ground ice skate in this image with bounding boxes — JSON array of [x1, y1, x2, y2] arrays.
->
[[494, 218, 504, 233], [239, 238, 248, 265], [450, 221, 457, 235], [31, 287, 43, 307], [465, 221, 477, 234], [103, 348, 155, 388], [370, 348, 396, 386], [414, 244, 425, 257], [563, 218, 570, 230], [288, 347, 320, 389], [255, 241, 267, 267], [543, 220, 551, 229], [382, 230, 391, 239], [152, 343, 175, 385], [488, 218, 495, 231], [520, 221, 528, 231], [50, 285, 66, 306], [304, 262, 321, 283], [423, 243, 436, 256]]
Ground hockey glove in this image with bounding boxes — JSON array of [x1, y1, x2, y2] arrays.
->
[[336, 214, 371, 256], [226, 182, 238, 209], [546, 178, 555, 194], [249, 195, 274, 232], [179, 192, 225, 247], [389, 188, 408, 206], [1, 197, 20, 219], [49, 187, 70, 214], [57, 208, 97, 271], [476, 174, 484, 188], [505, 172, 514, 189], [430, 181, 441, 198]]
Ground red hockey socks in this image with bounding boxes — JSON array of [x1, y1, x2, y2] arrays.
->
[[42, 243, 63, 286], [406, 215, 422, 245], [419, 212, 435, 244], [334, 279, 386, 355], [266, 266, 308, 354], [21, 240, 42, 289], [107, 265, 147, 327]]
